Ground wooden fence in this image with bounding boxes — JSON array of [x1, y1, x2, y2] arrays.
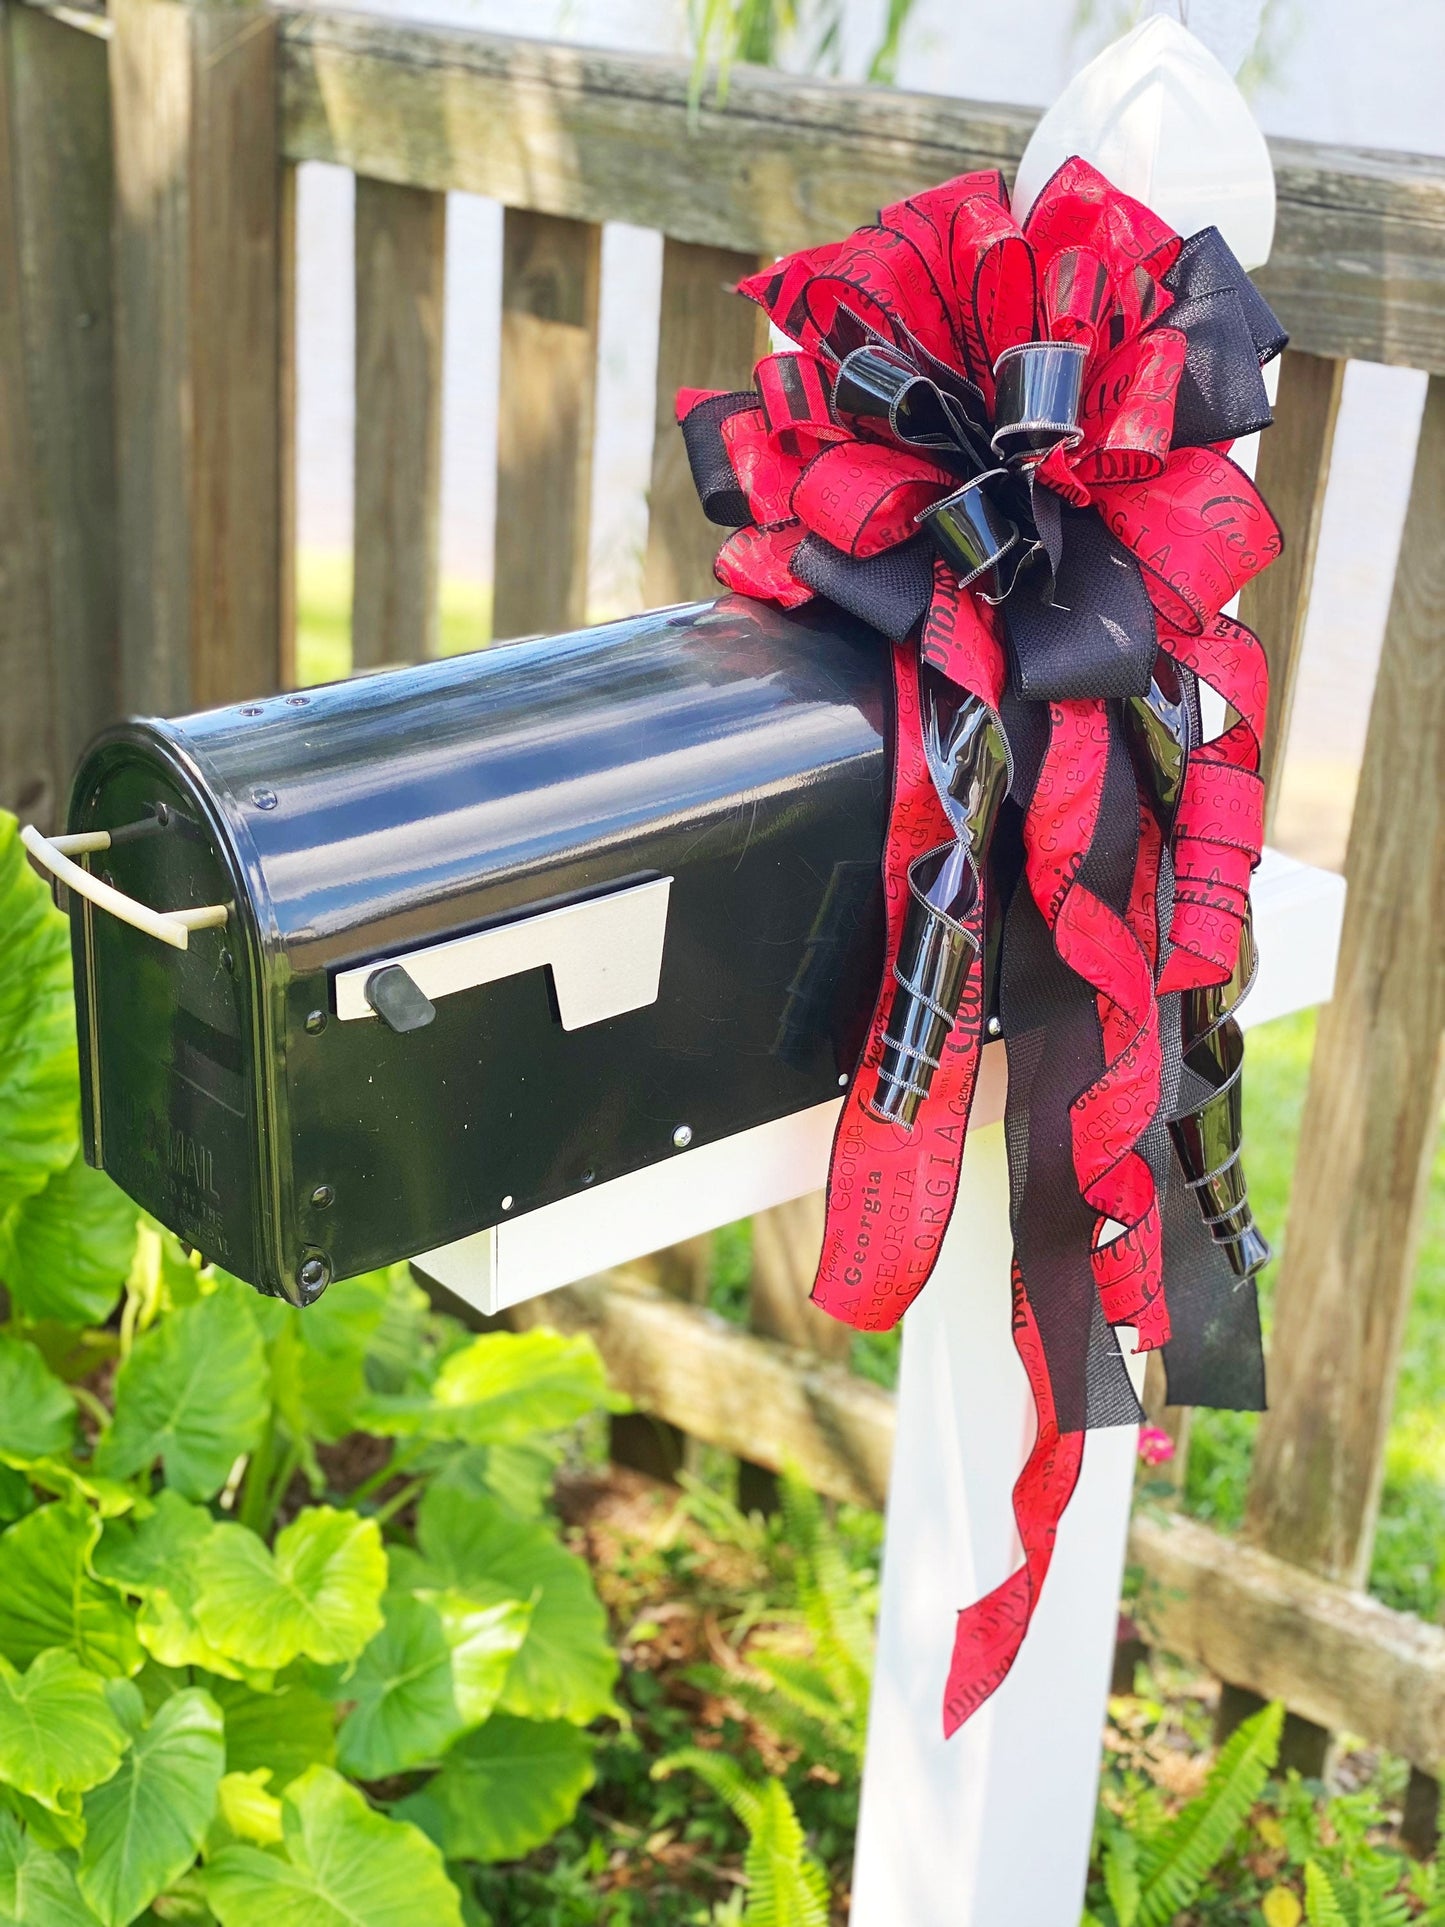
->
[[3, 0, 1443, 1825]]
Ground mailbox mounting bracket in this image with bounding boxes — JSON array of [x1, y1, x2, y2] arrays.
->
[[332, 875, 672, 1032]]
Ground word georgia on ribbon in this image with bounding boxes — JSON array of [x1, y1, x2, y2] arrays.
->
[[675, 158, 1285, 1734]]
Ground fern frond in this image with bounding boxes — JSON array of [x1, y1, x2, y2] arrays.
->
[[656, 1748, 830, 1927], [752, 1650, 857, 1734], [654, 1746, 766, 1835], [1103, 1825, 1140, 1927], [1353, 1859, 1412, 1927], [742, 1778, 831, 1927], [1408, 1856, 1445, 1927], [685, 1661, 853, 1768], [1279, 1770, 1327, 1865], [777, 1465, 872, 1714], [1304, 1861, 1350, 1927], [1135, 1700, 1283, 1927]]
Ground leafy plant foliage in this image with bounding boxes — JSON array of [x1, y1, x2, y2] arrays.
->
[[0, 811, 620, 1923], [1090, 1700, 1284, 1926], [655, 1747, 830, 1927]]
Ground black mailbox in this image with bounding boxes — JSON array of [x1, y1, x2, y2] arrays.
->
[[35, 600, 888, 1303]]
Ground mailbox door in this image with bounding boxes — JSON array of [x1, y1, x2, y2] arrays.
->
[[68, 747, 274, 1288]]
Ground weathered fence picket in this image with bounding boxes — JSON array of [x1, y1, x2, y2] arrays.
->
[[0, 5, 57, 831], [643, 238, 765, 610], [110, 0, 285, 715], [1238, 348, 1348, 815], [493, 210, 601, 641], [3, 4, 116, 829], [352, 176, 446, 668]]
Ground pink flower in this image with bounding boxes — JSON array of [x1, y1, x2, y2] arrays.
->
[[1137, 1426, 1176, 1467]]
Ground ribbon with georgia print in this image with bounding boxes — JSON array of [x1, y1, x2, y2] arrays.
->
[[673, 158, 1284, 1734]]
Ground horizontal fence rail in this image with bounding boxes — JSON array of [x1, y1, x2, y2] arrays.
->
[[278, 8, 1445, 373]]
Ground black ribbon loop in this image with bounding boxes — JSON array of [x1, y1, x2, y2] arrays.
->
[[871, 680, 1011, 1127], [1170, 912, 1270, 1278], [792, 532, 935, 644], [1164, 226, 1286, 449], [836, 343, 970, 456], [679, 391, 759, 527], [990, 340, 1087, 459], [1123, 656, 1193, 830], [873, 842, 981, 1126], [917, 472, 1020, 585]]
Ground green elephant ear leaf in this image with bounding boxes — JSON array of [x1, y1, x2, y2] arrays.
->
[[429, 1439, 561, 1521], [0, 1457, 133, 1522], [203, 1765, 464, 1927], [0, 1784, 85, 1854], [0, 1334, 75, 1462], [416, 1486, 617, 1725], [359, 1266, 434, 1398], [329, 1593, 451, 1782], [397, 1714, 594, 1864], [1, 1154, 137, 1329], [0, 1505, 143, 1677], [77, 1686, 224, 1927], [96, 1285, 269, 1500], [0, 815, 80, 1217], [94, 1490, 239, 1678], [331, 1587, 531, 1781], [0, 1805, 101, 1924], [432, 1586, 537, 1727], [363, 1328, 614, 1445], [0, 1650, 129, 1810], [204, 1676, 336, 1790], [214, 1769, 284, 1849], [195, 1509, 386, 1671]]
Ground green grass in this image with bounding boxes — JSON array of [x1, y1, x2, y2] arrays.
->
[[1186, 1008, 1445, 1617], [294, 548, 491, 687]]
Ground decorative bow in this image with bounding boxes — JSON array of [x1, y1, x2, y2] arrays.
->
[[676, 158, 1286, 1733]]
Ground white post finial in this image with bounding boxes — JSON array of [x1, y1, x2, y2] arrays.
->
[[1012, 13, 1275, 270]]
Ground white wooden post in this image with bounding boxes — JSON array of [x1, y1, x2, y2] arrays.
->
[[851, 852, 1343, 1925]]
